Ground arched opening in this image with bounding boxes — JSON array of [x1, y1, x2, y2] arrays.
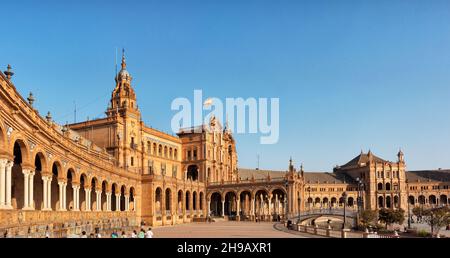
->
[[155, 187, 162, 216], [378, 196, 384, 208], [101, 181, 108, 211], [440, 195, 448, 206], [187, 165, 199, 181], [347, 197, 354, 207], [91, 178, 98, 211], [408, 195, 415, 205], [33, 153, 45, 210], [120, 185, 126, 211], [239, 191, 252, 218], [193, 191, 197, 211], [418, 195, 426, 205], [331, 197, 337, 208], [199, 192, 204, 211], [185, 191, 191, 213], [224, 191, 237, 217], [429, 195, 436, 206], [307, 197, 313, 208], [177, 190, 183, 215], [255, 189, 270, 219], [11, 140, 27, 209], [111, 183, 117, 211], [210, 192, 222, 217], [79, 173, 88, 211], [314, 197, 321, 208], [386, 183, 391, 191], [50, 162, 60, 210], [394, 195, 399, 208], [377, 183, 383, 191], [322, 197, 329, 208], [165, 188, 172, 214], [386, 196, 391, 208], [271, 188, 286, 219], [129, 187, 135, 211], [66, 169, 75, 210]]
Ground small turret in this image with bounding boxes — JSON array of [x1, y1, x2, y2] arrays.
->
[[397, 149, 404, 163]]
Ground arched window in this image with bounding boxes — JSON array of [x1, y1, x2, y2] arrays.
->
[[174, 149, 178, 159], [158, 144, 162, 156], [386, 183, 391, 191], [378, 183, 383, 191]]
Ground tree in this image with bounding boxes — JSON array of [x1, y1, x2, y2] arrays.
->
[[422, 206, 450, 237], [359, 210, 377, 229], [378, 208, 405, 229]]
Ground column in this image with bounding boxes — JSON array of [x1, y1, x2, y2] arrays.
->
[[58, 181, 65, 211], [42, 176, 48, 210], [22, 170, 30, 209], [236, 197, 240, 220], [62, 182, 67, 210], [162, 191, 167, 223], [28, 171, 35, 210], [125, 195, 129, 211], [47, 176, 52, 210], [251, 197, 255, 216], [72, 185, 79, 211], [0, 159, 6, 208], [5, 161, 13, 209], [221, 200, 225, 216], [207, 199, 211, 216], [116, 193, 121, 211], [106, 192, 112, 211], [96, 190, 102, 211], [268, 194, 273, 216], [84, 188, 91, 211]]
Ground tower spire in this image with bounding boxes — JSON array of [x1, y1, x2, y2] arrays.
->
[[121, 48, 126, 69]]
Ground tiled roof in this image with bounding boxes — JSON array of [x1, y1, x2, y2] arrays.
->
[[340, 151, 387, 168], [238, 168, 287, 180], [303, 172, 355, 184], [406, 170, 450, 183]]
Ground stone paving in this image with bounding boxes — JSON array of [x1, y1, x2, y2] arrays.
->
[[150, 221, 313, 238]]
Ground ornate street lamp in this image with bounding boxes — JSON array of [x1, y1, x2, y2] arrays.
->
[[342, 191, 348, 229]]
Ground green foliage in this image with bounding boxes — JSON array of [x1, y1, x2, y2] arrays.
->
[[360, 209, 378, 229], [421, 206, 450, 236], [412, 206, 423, 217], [417, 229, 430, 238], [378, 208, 405, 229]]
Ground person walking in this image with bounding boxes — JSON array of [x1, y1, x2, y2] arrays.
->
[[81, 231, 88, 238], [131, 230, 137, 238], [145, 228, 154, 238], [121, 231, 127, 238], [138, 229, 145, 238]]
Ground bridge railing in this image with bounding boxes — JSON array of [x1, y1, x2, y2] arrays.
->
[[297, 208, 357, 218]]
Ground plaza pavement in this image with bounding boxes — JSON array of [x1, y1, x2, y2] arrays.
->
[[150, 221, 320, 238]]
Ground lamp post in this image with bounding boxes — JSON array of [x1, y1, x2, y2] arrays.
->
[[342, 191, 348, 229], [284, 179, 289, 220]]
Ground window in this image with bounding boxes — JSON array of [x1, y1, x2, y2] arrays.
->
[[161, 163, 166, 175], [148, 160, 153, 174], [174, 149, 178, 159], [193, 149, 197, 160], [131, 156, 134, 166], [187, 150, 191, 160], [173, 165, 178, 178]]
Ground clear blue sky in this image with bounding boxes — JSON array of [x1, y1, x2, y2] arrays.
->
[[2, 0, 450, 171]]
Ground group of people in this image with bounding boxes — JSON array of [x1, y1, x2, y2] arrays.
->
[[77, 227, 154, 238]]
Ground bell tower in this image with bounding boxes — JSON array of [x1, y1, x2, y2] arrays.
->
[[105, 49, 143, 170]]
